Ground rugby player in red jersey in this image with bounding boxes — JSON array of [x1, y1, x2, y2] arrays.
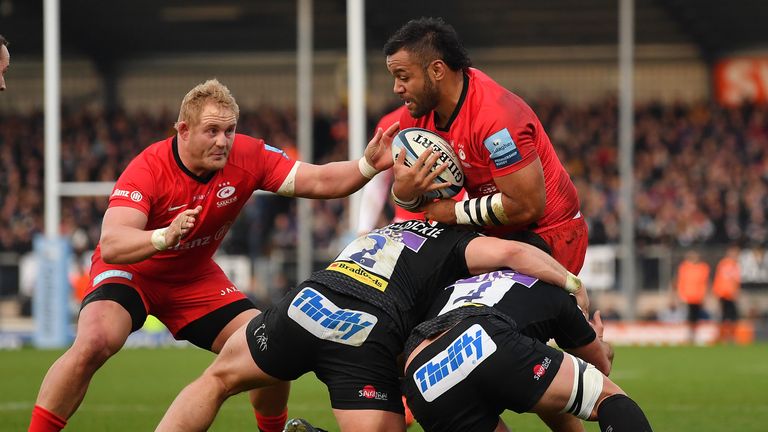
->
[[28, 79, 399, 432], [384, 18, 588, 279]]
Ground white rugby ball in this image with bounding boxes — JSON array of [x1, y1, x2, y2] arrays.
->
[[391, 127, 464, 199]]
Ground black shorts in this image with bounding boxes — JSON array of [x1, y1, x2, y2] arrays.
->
[[246, 281, 405, 413], [403, 316, 564, 432], [687, 303, 703, 323], [720, 299, 738, 322]]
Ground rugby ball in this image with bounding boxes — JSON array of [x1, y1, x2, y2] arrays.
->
[[391, 127, 464, 199]]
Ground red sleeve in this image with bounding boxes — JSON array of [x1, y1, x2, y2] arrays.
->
[[473, 101, 539, 178], [108, 155, 155, 215], [236, 134, 297, 193]]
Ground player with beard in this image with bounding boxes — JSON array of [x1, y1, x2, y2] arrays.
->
[[384, 17, 588, 279]]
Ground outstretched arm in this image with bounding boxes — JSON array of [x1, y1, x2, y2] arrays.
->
[[288, 122, 400, 199], [464, 236, 582, 294]]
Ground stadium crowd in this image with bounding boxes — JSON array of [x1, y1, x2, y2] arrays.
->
[[2, 98, 766, 258]]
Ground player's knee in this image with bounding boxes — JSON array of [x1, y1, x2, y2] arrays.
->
[[203, 366, 241, 399], [71, 329, 122, 367]]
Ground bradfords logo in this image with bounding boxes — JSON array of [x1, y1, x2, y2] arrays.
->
[[216, 182, 238, 208], [413, 324, 496, 402], [533, 357, 552, 381], [359, 385, 388, 401]]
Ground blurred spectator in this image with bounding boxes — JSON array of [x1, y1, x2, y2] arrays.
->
[[712, 244, 741, 343], [1, 98, 768, 310], [675, 250, 711, 344], [657, 297, 686, 324]]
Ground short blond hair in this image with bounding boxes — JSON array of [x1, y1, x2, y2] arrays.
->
[[177, 79, 240, 127]]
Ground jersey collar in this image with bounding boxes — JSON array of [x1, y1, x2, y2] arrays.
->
[[172, 136, 217, 184], [434, 71, 469, 132]]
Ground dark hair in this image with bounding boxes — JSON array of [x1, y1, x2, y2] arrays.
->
[[383, 17, 471, 71], [0, 34, 7, 47]]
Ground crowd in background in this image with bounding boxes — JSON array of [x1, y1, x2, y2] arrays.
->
[[2, 98, 767, 258]]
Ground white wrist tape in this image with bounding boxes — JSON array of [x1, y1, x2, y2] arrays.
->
[[358, 157, 379, 179], [454, 193, 509, 226], [565, 272, 583, 293], [151, 228, 169, 251]]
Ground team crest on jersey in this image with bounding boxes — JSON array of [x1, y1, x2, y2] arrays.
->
[[216, 181, 238, 207], [483, 128, 522, 169]]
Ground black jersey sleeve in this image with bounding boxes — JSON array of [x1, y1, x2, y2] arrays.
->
[[553, 294, 596, 349]]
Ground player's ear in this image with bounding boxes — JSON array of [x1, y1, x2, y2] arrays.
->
[[175, 121, 190, 140], [430, 60, 446, 81]]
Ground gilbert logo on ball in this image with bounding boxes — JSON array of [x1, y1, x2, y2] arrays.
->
[[391, 127, 464, 199]]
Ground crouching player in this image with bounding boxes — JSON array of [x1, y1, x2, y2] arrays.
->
[[155, 220, 584, 432], [403, 270, 652, 432]]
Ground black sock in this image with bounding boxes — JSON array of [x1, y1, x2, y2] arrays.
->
[[597, 394, 653, 432]]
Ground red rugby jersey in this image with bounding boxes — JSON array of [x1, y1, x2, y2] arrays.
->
[[399, 68, 579, 235], [93, 134, 296, 279]]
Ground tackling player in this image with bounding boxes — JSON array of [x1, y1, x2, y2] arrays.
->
[[403, 270, 652, 432], [28, 79, 399, 432], [385, 17, 588, 276], [155, 220, 584, 432]]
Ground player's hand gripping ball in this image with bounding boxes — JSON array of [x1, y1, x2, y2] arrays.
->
[[391, 127, 464, 199]]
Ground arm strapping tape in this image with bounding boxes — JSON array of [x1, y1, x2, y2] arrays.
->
[[276, 161, 301, 197], [454, 193, 510, 226]]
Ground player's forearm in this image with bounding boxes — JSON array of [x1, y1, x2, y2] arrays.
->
[[298, 160, 371, 199], [100, 226, 160, 264], [503, 240, 579, 291], [453, 192, 544, 229]]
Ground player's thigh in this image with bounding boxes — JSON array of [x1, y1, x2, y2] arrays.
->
[[333, 408, 405, 432], [76, 283, 146, 354], [534, 353, 609, 421], [211, 308, 260, 353], [206, 319, 284, 395], [166, 266, 258, 351]]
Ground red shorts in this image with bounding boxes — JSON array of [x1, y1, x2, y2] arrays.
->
[[537, 215, 589, 274], [86, 256, 249, 336]]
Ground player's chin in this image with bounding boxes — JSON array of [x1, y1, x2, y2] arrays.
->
[[407, 102, 426, 118], [207, 156, 228, 170]]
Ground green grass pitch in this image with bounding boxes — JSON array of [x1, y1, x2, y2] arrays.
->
[[2, 344, 766, 431]]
